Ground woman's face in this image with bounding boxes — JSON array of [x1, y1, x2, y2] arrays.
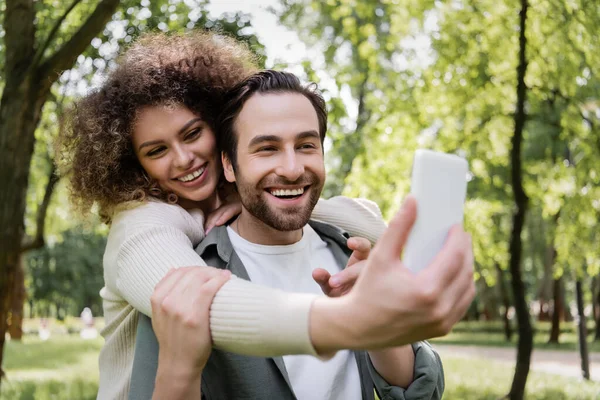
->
[[132, 104, 221, 207]]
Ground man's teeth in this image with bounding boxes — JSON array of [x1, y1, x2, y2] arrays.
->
[[178, 166, 205, 182], [271, 188, 305, 197]]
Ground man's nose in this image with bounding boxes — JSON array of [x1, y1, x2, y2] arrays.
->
[[173, 145, 194, 169], [275, 150, 304, 181]]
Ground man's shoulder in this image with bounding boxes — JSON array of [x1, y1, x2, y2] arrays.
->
[[196, 221, 350, 260], [308, 220, 350, 243], [195, 225, 233, 263]]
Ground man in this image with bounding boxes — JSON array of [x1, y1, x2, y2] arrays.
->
[[129, 70, 474, 400]]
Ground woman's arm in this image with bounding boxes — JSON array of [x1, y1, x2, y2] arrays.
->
[[108, 201, 318, 357], [312, 196, 387, 244]]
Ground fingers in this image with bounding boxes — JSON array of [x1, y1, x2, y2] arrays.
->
[[196, 271, 232, 310], [205, 211, 225, 234], [371, 195, 417, 262], [327, 261, 363, 296], [151, 267, 223, 314], [205, 203, 243, 233], [346, 237, 371, 267], [151, 268, 186, 313], [312, 268, 333, 295], [424, 226, 470, 286], [215, 204, 242, 227]]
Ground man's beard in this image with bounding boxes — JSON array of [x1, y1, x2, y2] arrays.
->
[[235, 171, 323, 231]]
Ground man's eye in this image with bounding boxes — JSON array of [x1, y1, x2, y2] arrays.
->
[[184, 128, 202, 141], [147, 146, 166, 157], [257, 146, 277, 152], [299, 143, 317, 150]]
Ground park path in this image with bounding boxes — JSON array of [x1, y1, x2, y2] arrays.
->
[[433, 344, 600, 381]]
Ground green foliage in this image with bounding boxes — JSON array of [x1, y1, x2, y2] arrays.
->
[[431, 320, 600, 352], [25, 228, 106, 318], [277, 0, 600, 303], [13, 1, 270, 320]]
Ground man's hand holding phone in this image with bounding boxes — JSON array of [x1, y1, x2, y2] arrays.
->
[[309, 150, 475, 353]]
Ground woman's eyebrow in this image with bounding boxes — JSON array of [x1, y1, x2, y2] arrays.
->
[[177, 117, 203, 135], [138, 118, 204, 151], [138, 139, 163, 151]]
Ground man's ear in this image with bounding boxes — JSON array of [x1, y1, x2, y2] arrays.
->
[[222, 152, 236, 183]]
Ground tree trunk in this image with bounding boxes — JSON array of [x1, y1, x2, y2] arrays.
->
[[575, 279, 590, 380], [0, 0, 120, 387], [595, 275, 600, 340], [508, 1, 532, 399], [496, 263, 513, 341], [549, 277, 563, 343], [7, 256, 25, 340], [537, 244, 555, 322]]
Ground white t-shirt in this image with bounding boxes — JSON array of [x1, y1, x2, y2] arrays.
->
[[227, 225, 362, 400]]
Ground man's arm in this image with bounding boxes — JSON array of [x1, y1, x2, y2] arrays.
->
[[309, 196, 474, 352], [149, 267, 231, 400]]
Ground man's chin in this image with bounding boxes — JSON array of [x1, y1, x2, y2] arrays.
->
[[261, 208, 312, 232]]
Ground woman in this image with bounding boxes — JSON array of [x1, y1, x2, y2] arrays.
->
[[58, 31, 386, 399]]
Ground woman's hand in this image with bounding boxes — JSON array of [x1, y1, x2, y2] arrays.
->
[[312, 237, 371, 297], [151, 266, 231, 399], [205, 191, 242, 234]]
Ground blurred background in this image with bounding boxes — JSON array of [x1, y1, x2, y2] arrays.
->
[[0, 0, 599, 399]]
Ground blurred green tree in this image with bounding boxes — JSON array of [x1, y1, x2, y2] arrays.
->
[[0, 0, 266, 384]]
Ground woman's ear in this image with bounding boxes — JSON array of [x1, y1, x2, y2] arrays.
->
[[222, 152, 236, 183]]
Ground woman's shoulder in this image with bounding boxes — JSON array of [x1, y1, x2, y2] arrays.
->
[[109, 200, 205, 237], [315, 196, 383, 219]]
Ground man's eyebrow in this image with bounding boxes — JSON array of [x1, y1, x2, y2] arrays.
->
[[248, 131, 320, 148], [138, 117, 203, 151], [296, 130, 320, 141], [248, 135, 282, 148]]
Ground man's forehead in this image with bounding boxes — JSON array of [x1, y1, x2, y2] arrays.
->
[[234, 92, 319, 144]]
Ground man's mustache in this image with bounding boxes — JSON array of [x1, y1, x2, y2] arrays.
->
[[259, 173, 319, 188]]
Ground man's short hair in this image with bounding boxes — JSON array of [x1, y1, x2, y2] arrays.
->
[[217, 70, 328, 169]]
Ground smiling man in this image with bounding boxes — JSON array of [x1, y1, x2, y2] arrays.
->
[[128, 71, 474, 400], [221, 78, 326, 243]]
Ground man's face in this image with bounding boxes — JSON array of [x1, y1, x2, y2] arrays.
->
[[223, 92, 325, 231]]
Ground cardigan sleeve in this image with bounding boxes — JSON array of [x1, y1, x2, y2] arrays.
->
[[311, 196, 387, 245], [106, 201, 317, 357]]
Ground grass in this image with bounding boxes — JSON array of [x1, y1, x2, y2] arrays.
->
[[1, 325, 600, 399], [1, 336, 102, 400], [430, 320, 600, 352], [443, 356, 600, 399]]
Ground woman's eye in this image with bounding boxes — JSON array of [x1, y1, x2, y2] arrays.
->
[[147, 146, 166, 157], [184, 128, 202, 141]]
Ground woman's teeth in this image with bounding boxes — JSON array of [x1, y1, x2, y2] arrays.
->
[[271, 188, 305, 197], [178, 166, 205, 182]]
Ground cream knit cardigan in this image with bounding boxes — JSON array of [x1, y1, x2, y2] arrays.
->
[[97, 196, 387, 400]]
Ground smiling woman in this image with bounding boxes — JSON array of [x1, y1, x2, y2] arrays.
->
[[132, 105, 222, 211], [56, 31, 387, 400]]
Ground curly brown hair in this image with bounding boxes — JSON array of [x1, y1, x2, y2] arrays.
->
[[57, 31, 258, 221]]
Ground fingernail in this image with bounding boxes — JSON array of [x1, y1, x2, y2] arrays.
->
[[221, 270, 231, 278], [330, 277, 341, 287]]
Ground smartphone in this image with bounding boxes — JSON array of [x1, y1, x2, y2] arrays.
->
[[401, 149, 469, 272]]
